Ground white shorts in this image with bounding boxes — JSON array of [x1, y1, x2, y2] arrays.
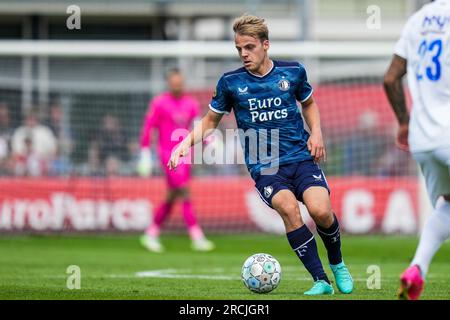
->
[[413, 146, 450, 207]]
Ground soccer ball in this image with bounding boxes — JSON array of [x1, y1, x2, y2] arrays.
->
[[241, 253, 281, 294]]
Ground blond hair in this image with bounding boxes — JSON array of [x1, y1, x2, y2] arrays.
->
[[232, 14, 269, 41]]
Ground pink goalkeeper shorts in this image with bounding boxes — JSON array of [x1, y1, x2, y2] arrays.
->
[[162, 160, 191, 189]]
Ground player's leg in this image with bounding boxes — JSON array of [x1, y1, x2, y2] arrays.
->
[[399, 148, 450, 300], [171, 163, 215, 251], [255, 167, 333, 295], [177, 186, 215, 252], [302, 187, 339, 262], [140, 189, 176, 253], [302, 186, 353, 294], [294, 160, 353, 293], [411, 148, 450, 276], [409, 196, 450, 274], [141, 157, 180, 253], [146, 189, 176, 237], [270, 189, 333, 295]]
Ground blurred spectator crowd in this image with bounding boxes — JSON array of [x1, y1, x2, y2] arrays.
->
[[0, 101, 139, 177], [0, 101, 416, 178]]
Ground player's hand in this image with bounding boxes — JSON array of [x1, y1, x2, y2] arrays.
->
[[137, 148, 152, 177], [167, 142, 190, 170], [307, 131, 326, 163], [396, 123, 410, 152], [203, 133, 215, 146]]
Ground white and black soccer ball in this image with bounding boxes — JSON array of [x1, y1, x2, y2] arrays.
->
[[241, 253, 281, 294]]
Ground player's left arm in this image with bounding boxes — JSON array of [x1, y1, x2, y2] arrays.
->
[[301, 96, 326, 163]]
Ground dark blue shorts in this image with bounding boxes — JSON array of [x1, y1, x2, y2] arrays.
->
[[254, 160, 330, 209]]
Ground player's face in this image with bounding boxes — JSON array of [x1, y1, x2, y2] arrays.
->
[[168, 73, 184, 97], [235, 33, 269, 73]]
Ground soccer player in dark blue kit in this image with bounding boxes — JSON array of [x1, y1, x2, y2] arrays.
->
[[168, 14, 353, 295]]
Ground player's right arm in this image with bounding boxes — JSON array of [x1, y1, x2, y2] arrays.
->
[[168, 110, 223, 170], [383, 14, 413, 152], [137, 100, 159, 176], [140, 100, 159, 149], [384, 55, 409, 151]]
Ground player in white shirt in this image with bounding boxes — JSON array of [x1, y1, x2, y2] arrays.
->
[[384, 0, 450, 300]]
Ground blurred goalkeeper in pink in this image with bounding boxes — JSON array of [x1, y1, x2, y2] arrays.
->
[[138, 69, 215, 253]]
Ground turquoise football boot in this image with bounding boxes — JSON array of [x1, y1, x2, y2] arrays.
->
[[304, 280, 334, 295], [330, 261, 353, 294]]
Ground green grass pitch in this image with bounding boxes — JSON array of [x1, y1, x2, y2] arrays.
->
[[0, 234, 448, 300]]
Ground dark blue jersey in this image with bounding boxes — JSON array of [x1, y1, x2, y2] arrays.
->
[[209, 60, 313, 178]]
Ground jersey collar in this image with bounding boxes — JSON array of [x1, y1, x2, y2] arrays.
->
[[247, 60, 275, 79]]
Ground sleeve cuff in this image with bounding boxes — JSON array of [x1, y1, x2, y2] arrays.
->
[[300, 90, 314, 103], [209, 104, 230, 115], [394, 50, 407, 59]]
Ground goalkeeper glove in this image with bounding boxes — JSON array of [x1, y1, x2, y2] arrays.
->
[[137, 148, 152, 177]]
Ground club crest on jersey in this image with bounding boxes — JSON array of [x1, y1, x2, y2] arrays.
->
[[278, 78, 290, 91], [264, 186, 273, 198], [238, 86, 249, 95]]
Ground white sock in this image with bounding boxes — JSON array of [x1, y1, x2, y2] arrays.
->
[[411, 200, 450, 277]]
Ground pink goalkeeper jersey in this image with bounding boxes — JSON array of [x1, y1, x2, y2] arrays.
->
[[140, 92, 200, 162]]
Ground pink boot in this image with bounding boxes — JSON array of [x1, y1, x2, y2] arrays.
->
[[398, 265, 424, 300]]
